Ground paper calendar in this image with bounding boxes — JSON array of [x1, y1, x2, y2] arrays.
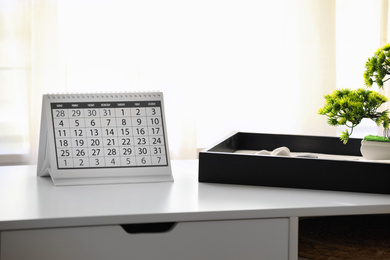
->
[[37, 92, 173, 186]]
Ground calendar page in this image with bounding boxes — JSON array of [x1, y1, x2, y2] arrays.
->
[[37, 92, 173, 186]]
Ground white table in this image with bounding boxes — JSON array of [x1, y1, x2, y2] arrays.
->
[[1, 160, 390, 260]]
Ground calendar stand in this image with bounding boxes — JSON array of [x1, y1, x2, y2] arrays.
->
[[37, 92, 173, 186]]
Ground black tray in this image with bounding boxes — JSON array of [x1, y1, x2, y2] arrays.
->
[[198, 132, 390, 194]]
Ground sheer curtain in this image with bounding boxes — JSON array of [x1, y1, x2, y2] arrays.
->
[[1, 0, 389, 164], [56, 0, 338, 159], [0, 0, 31, 164]]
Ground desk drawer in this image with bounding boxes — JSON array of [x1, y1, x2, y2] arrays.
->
[[1, 218, 289, 260]]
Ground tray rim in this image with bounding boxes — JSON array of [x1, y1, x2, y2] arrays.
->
[[200, 131, 390, 165]]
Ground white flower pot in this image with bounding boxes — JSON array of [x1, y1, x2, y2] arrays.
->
[[360, 140, 390, 160]]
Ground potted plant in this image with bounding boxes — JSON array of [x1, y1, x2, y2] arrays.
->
[[319, 43, 390, 160]]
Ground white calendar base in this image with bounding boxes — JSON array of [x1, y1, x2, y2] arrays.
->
[[45, 170, 174, 186]]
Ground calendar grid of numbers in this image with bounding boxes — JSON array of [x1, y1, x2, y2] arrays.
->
[[51, 100, 168, 169]]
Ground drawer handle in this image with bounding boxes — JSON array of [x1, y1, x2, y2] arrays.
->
[[121, 222, 177, 234]]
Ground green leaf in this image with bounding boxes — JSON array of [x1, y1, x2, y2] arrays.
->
[[340, 130, 351, 144], [378, 51, 386, 64]]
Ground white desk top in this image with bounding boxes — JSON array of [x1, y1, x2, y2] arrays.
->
[[1, 160, 390, 231]]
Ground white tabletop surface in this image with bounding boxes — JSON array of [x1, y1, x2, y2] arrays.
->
[[1, 160, 390, 231]]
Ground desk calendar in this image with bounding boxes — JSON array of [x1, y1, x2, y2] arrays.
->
[[37, 92, 173, 186]]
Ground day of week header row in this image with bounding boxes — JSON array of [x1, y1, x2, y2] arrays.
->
[[51, 101, 161, 109]]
